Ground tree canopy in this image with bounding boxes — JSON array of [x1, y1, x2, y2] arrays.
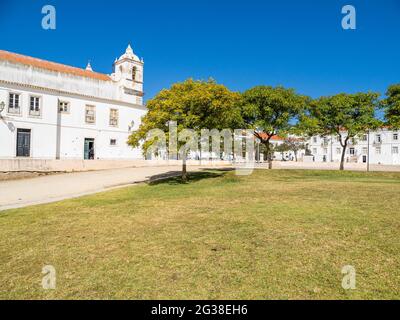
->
[[127, 79, 396, 173], [241, 85, 309, 168], [128, 79, 242, 179], [383, 84, 400, 129], [301, 92, 380, 170]]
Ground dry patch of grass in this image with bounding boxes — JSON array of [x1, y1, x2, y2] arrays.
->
[[0, 169, 399, 299]]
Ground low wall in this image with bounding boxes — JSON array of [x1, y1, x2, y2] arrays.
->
[[3, 158, 400, 173], [0, 158, 233, 172]]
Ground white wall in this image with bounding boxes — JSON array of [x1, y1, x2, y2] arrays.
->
[[0, 83, 146, 160], [0, 44, 148, 161], [0, 46, 147, 161], [307, 130, 400, 165]]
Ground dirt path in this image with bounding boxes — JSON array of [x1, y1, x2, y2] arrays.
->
[[0, 165, 226, 211], [0, 171, 59, 182]]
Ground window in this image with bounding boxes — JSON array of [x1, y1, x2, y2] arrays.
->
[[376, 134, 382, 143], [361, 134, 368, 141], [393, 146, 399, 154], [128, 120, 135, 132], [59, 101, 70, 113], [362, 147, 368, 155], [132, 66, 137, 81], [85, 105, 96, 124], [349, 148, 355, 156], [8, 93, 21, 114], [375, 147, 381, 154], [109, 109, 119, 127], [313, 137, 317, 143], [393, 133, 398, 141], [29, 96, 41, 116], [312, 148, 317, 155], [110, 139, 117, 146], [323, 148, 328, 155], [336, 148, 342, 155]]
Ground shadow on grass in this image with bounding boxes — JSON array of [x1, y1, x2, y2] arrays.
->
[[148, 168, 232, 186]]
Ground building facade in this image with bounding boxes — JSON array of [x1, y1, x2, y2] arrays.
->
[[0, 45, 146, 160], [307, 129, 400, 165]]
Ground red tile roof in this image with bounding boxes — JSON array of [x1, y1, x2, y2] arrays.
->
[[256, 133, 285, 141], [270, 135, 285, 141], [0, 50, 111, 82]]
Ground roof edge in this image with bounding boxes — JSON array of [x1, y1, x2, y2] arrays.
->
[[0, 49, 111, 82]]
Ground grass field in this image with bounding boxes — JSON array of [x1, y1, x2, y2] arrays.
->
[[0, 169, 399, 299]]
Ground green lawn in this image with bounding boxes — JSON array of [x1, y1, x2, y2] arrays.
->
[[1, 169, 399, 299]]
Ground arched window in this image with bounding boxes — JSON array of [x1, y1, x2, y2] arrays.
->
[[132, 66, 137, 81]]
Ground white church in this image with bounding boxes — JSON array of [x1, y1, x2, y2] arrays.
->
[[0, 45, 146, 161]]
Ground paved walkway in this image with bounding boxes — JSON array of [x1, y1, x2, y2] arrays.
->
[[0, 165, 221, 211]]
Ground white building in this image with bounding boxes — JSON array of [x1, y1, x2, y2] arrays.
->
[[0, 45, 146, 160], [254, 134, 303, 162], [307, 128, 400, 165]]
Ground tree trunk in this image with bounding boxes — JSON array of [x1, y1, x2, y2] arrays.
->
[[182, 151, 188, 181], [265, 142, 273, 169], [199, 148, 202, 166], [340, 142, 347, 171], [257, 133, 273, 169], [294, 151, 298, 162]]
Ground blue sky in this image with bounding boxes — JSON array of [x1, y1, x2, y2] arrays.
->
[[0, 0, 399, 101]]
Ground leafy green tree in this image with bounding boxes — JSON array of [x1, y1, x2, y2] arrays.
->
[[274, 142, 291, 161], [285, 137, 306, 162], [301, 93, 381, 170], [128, 79, 242, 181], [383, 84, 400, 129], [241, 86, 309, 169]]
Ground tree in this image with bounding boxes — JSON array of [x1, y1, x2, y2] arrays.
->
[[128, 79, 242, 181], [241, 86, 309, 169], [383, 84, 400, 129], [274, 142, 291, 161], [302, 93, 380, 170], [285, 137, 306, 162]]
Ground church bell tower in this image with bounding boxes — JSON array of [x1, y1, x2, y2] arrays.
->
[[111, 44, 144, 105]]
